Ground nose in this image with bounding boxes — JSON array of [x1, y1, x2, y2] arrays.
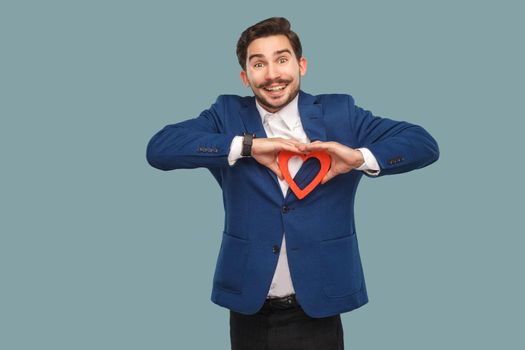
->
[[264, 62, 281, 81]]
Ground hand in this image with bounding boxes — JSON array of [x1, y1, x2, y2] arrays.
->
[[252, 138, 303, 179], [297, 141, 364, 184]]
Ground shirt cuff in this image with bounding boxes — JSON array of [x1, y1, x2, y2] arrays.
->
[[228, 136, 244, 166], [356, 147, 380, 176]]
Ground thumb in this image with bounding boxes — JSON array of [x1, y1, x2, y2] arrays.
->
[[321, 170, 336, 184], [269, 163, 284, 180]]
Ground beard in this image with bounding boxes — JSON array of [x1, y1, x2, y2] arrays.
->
[[251, 78, 300, 113]]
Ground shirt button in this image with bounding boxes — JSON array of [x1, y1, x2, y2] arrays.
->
[[272, 245, 280, 254]]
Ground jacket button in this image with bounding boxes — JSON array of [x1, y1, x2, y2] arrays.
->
[[282, 206, 289, 214], [272, 245, 280, 254]]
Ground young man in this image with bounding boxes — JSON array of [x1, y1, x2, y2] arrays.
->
[[147, 17, 439, 350]]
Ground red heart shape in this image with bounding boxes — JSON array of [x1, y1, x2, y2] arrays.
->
[[278, 150, 331, 200]]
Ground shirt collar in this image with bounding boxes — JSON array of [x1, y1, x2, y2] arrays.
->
[[255, 94, 300, 131]]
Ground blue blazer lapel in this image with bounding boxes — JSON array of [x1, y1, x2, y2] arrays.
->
[[238, 97, 283, 193], [238, 97, 267, 138], [298, 90, 327, 142]]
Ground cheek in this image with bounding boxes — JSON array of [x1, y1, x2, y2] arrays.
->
[[248, 74, 264, 86], [285, 67, 300, 79]]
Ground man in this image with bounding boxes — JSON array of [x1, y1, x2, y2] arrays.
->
[[147, 17, 439, 350]]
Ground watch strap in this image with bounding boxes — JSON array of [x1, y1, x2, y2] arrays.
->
[[241, 132, 255, 157]]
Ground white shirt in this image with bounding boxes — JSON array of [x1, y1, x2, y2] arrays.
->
[[228, 94, 379, 297]]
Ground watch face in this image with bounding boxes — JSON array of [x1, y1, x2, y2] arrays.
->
[[241, 134, 253, 156]]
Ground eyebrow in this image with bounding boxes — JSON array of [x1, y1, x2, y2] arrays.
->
[[248, 49, 293, 62]]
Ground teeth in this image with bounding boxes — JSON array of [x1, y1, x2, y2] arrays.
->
[[265, 85, 286, 91]]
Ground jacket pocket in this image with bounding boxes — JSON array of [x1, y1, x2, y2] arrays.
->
[[213, 232, 249, 294], [320, 234, 364, 298]]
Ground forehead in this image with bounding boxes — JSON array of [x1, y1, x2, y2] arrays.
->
[[247, 35, 294, 58]]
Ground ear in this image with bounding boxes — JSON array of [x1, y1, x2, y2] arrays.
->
[[299, 57, 308, 76], [240, 70, 250, 87]]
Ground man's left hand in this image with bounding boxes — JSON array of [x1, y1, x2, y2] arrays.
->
[[297, 141, 364, 184]]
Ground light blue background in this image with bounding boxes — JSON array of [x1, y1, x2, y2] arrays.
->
[[1, 0, 523, 349]]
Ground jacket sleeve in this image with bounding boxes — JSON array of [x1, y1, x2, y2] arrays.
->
[[146, 96, 237, 171], [349, 95, 440, 176]]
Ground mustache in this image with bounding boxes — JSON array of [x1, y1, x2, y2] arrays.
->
[[256, 79, 292, 89]]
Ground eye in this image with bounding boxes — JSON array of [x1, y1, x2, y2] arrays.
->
[[278, 57, 288, 64], [253, 62, 264, 68]]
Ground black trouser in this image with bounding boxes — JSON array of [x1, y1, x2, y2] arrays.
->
[[230, 295, 344, 350]]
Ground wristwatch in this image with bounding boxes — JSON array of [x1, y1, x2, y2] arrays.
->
[[241, 132, 256, 157]]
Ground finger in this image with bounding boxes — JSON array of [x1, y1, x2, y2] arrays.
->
[[288, 138, 303, 145], [284, 139, 303, 148], [283, 141, 301, 149], [303, 142, 330, 152], [321, 170, 336, 184], [296, 143, 310, 153], [273, 138, 299, 149], [280, 143, 303, 153], [275, 137, 301, 145], [268, 163, 283, 180]]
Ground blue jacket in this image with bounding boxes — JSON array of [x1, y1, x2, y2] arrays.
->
[[146, 90, 439, 317]]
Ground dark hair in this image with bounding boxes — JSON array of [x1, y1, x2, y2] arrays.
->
[[236, 17, 303, 71]]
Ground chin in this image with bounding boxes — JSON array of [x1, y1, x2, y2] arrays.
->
[[259, 97, 288, 112]]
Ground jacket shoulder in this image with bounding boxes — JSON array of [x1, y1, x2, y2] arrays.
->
[[214, 94, 253, 108], [314, 93, 355, 106]]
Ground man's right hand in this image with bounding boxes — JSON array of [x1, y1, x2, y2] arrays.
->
[[251, 138, 303, 180]]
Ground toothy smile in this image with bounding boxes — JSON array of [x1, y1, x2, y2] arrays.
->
[[264, 84, 287, 91]]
